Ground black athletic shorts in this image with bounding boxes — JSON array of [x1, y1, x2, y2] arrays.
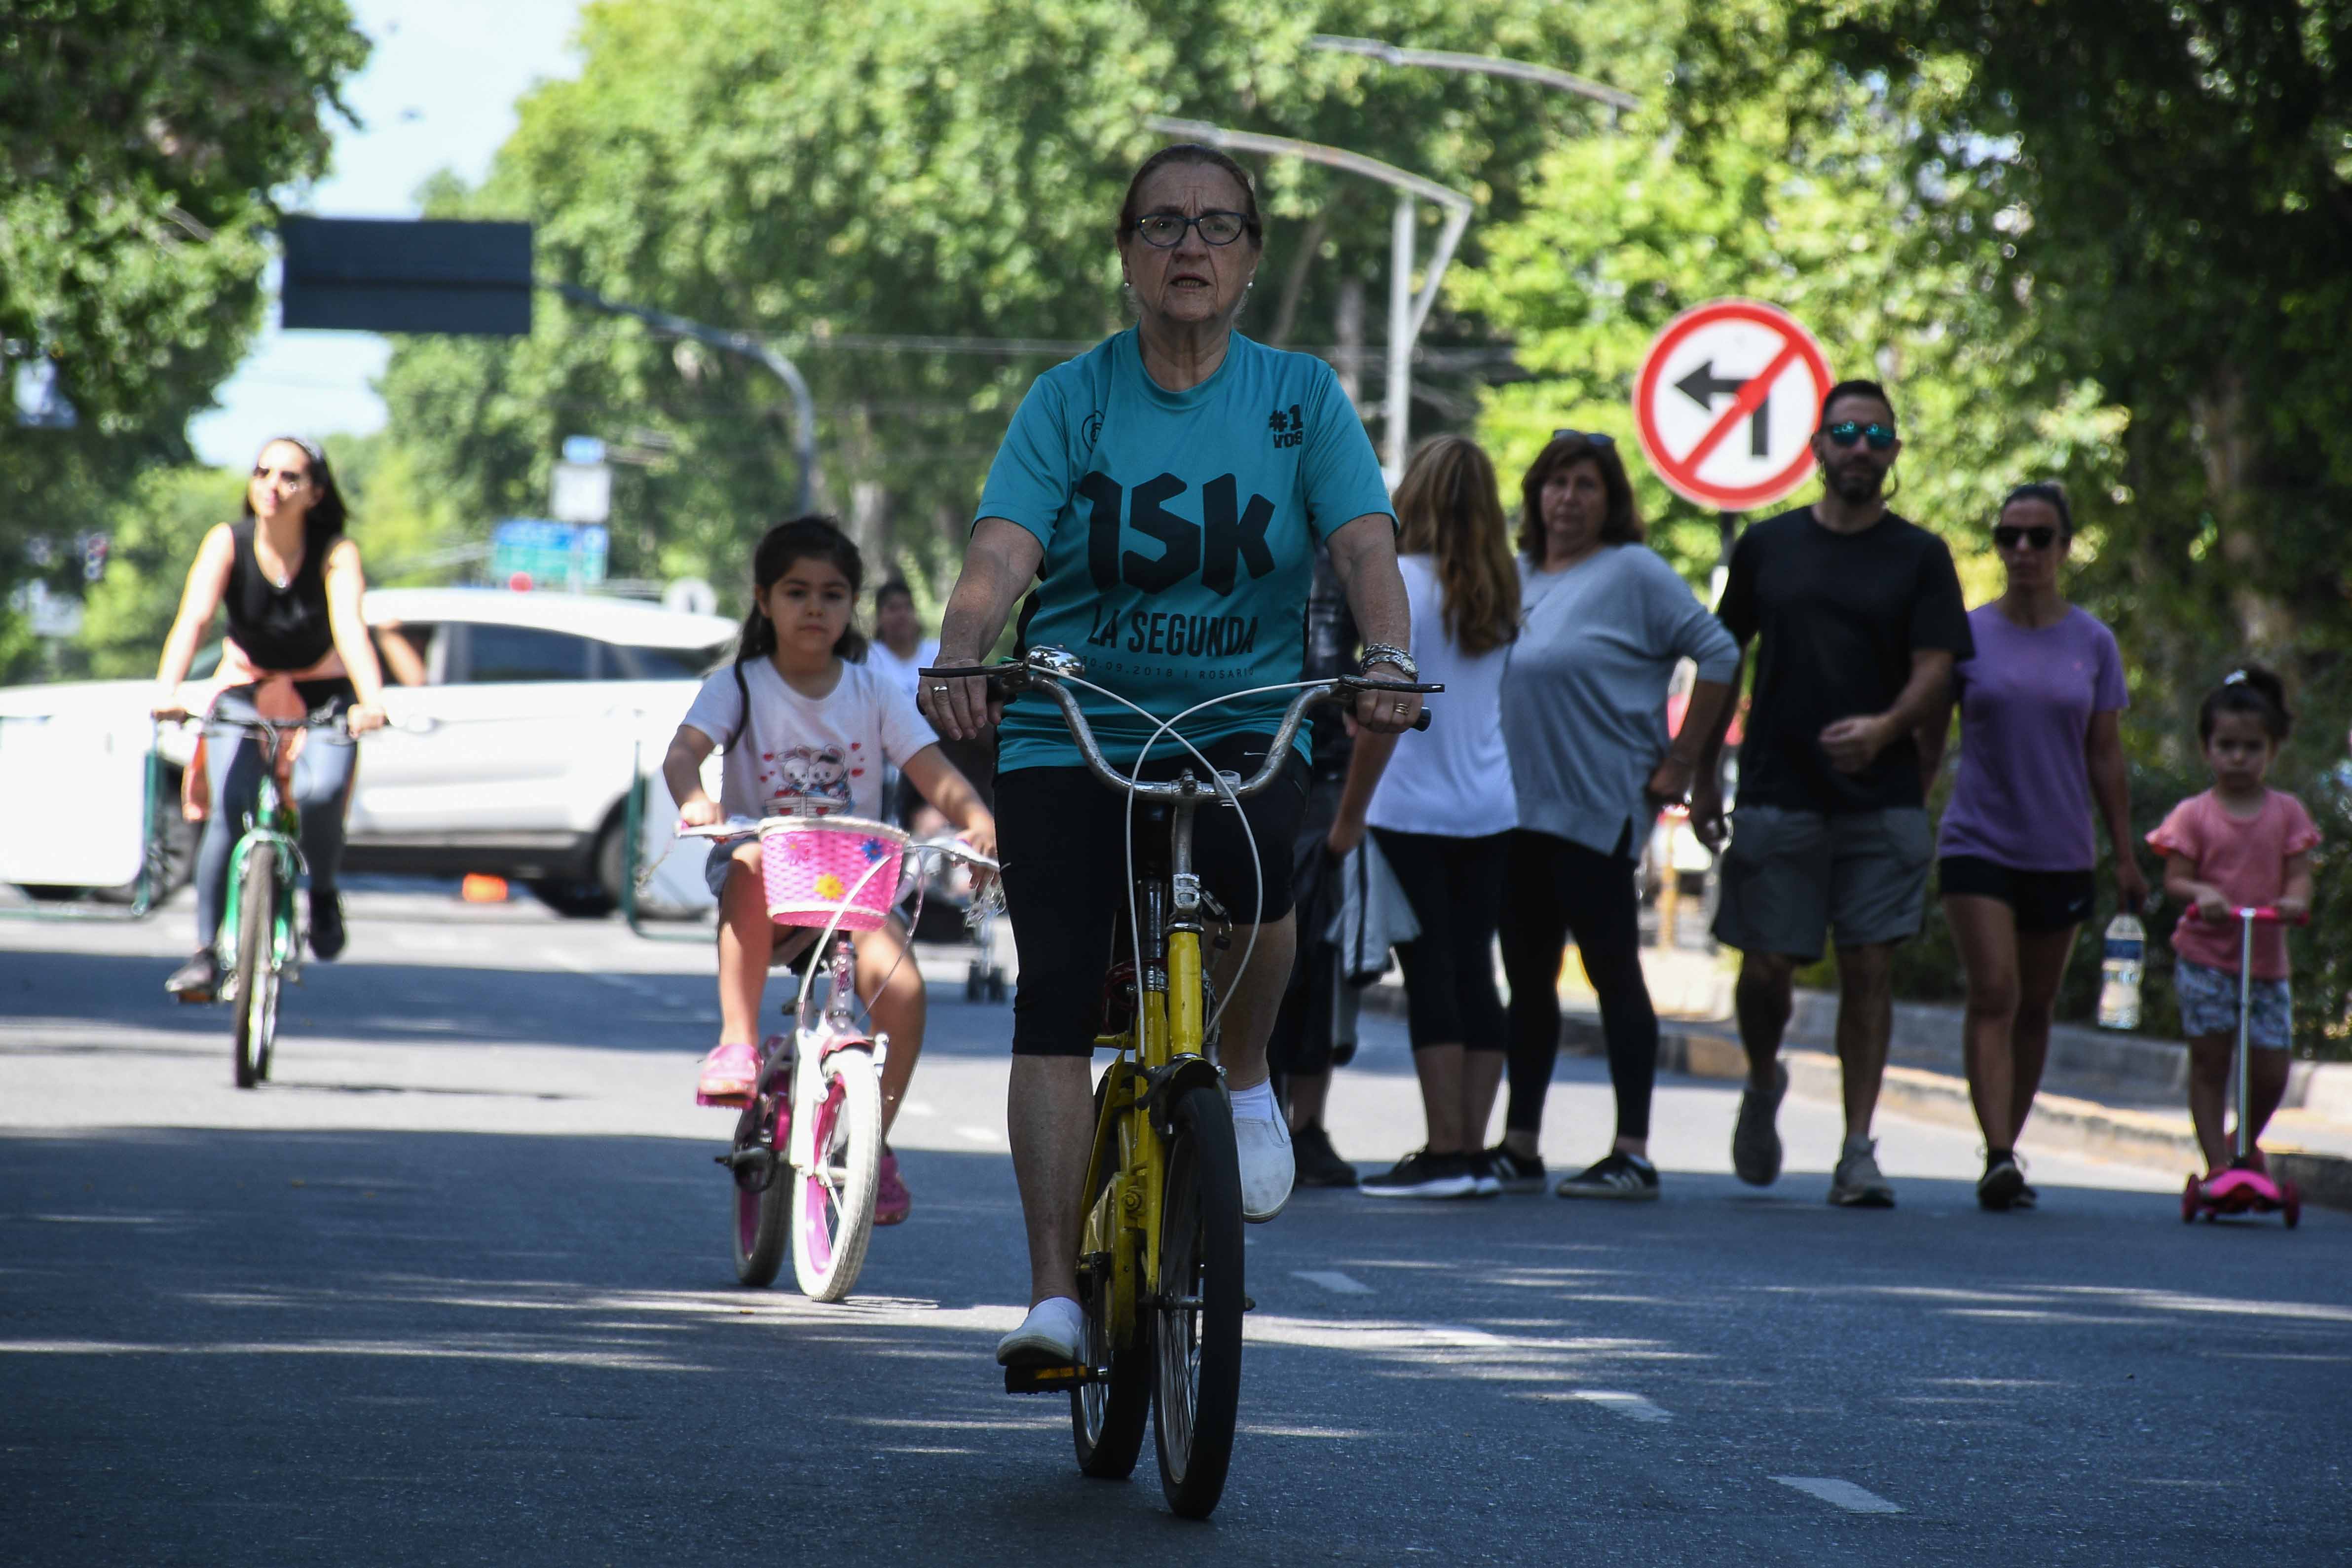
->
[[1937, 854, 2095, 934], [996, 733, 1307, 1057]]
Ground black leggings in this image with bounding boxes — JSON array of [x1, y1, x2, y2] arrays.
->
[[1498, 826, 1659, 1142], [1368, 827, 1508, 1051], [195, 685, 356, 947]]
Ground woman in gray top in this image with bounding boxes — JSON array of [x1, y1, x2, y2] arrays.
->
[[1496, 432, 1739, 1199]]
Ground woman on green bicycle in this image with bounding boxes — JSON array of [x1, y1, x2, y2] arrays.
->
[[152, 436, 388, 1000], [922, 143, 1422, 1366]]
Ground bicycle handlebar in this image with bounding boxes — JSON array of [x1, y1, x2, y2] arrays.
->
[[919, 649, 1440, 804], [675, 821, 1001, 873], [2185, 905, 2310, 926]]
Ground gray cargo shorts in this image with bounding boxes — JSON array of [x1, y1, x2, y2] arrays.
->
[[1711, 804, 1933, 961]]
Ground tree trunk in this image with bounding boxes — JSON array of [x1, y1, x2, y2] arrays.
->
[[851, 478, 895, 581], [1335, 275, 1364, 415], [1266, 215, 1325, 347]]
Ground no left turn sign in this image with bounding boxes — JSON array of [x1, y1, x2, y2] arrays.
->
[[1632, 299, 1833, 512]]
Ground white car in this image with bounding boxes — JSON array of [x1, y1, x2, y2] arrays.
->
[[0, 588, 736, 916]]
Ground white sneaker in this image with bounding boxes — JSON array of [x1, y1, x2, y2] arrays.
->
[[995, 1296, 1084, 1366], [1234, 1110, 1295, 1223]]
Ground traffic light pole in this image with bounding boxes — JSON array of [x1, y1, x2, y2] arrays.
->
[[552, 283, 818, 515]]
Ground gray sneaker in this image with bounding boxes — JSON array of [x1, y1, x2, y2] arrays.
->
[[1732, 1061, 1788, 1186], [1829, 1138, 1896, 1208]]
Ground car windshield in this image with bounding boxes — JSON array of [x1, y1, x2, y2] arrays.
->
[[612, 641, 729, 680]]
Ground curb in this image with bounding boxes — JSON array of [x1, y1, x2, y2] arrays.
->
[[1558, 1013, 2352, 1210]]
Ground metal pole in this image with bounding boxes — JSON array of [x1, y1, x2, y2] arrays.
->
[[1386, 194, 1416, 478], [553, 283, 818, 514], [1307, 35, 1640, 114], [1712, 510, 1740, 607]]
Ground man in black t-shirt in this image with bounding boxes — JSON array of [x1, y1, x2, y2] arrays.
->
[[1691, 380, 1972, 1209]]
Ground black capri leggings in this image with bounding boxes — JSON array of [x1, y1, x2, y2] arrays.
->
[[1368, 827, 1508, 1051], [996, 733, 1305, 1057], [1498, 825, 1659, 1142]]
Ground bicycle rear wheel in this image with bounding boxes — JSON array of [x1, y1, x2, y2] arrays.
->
[[1073, 1073, 1150, 1479], [791, 1045, 882, 1302], [1152, 1083, 1244, 1518], [231, 845, 278, 1090], [731, 1091, 790, 1288]]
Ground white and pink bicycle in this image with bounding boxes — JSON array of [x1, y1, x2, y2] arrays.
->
[[679, 811, 998, 1301]]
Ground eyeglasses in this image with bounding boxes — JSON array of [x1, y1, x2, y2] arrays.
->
[[1132, 211, 1251, 248], [1992, 524, 2058, 551], [1551, 429, 1616, 446], [1822, 421, 1898, 450]]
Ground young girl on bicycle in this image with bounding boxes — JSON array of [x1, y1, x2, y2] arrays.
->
[[663, 517, 995, 1225], [2147, 666, 2318, 1186]]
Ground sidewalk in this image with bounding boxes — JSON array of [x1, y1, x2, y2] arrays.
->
[[1361, 941, 2352, 1210]]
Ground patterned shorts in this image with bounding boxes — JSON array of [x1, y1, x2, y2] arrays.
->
[[2174, 959, 2294, 1050]]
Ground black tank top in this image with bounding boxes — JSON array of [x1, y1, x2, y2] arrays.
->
[[224, 520, 335, 670]]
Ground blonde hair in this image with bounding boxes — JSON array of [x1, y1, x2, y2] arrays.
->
[[1394, 435, 1520, 656]]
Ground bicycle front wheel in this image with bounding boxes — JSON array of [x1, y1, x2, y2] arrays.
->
[[1152, 1083, 1244, 1518], [791, 1045, 882, 1302], [230, 844, 278, 1090]]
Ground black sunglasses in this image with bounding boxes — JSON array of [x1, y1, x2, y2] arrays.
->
[[1551, 428, 1616, 446], [1822, 420, 1898, 450], [1992, 524, 2059, 551]]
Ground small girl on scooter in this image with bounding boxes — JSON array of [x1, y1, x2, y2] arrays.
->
[[662, 516, 996, 1224], [2147, 666, 2318, 1185]]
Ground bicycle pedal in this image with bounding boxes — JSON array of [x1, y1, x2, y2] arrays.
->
[[1004, 1362, 1094, 1395]]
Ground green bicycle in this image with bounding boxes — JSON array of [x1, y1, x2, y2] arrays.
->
[[196, 712, 350, 1089]]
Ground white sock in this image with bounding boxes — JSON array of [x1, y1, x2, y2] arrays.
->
[[1228, 1077, 1278, 1123]]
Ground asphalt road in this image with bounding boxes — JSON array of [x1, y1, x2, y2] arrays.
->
[[3, 885, 2348, 1566]]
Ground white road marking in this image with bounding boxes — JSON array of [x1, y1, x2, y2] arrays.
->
[[955, 1125, 1001, 1145], [1292, 1269, 1372, 1295], [1772, 1476, 1903, 1514], [1568, 1389, 1671, 1423], [1426, 1323, 1507, 1348]]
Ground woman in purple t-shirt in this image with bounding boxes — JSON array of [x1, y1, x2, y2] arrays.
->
[[1923, 483, 2148, 1211]]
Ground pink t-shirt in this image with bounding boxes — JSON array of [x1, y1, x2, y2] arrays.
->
[[2147, 789, 2321, 978]]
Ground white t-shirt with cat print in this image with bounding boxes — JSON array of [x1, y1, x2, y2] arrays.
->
[[681, 656, 937, 823]]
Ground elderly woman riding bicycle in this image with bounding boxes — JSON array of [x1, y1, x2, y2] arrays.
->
[[922, 143, 1421, 1368]]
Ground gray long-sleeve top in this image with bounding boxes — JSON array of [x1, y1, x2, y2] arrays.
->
[[1502, 544, 1741, 857]]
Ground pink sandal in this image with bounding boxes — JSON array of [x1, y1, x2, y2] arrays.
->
[[696, 1042, 759, 1107]]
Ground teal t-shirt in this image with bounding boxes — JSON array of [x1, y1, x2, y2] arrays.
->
[[974, 329, 1393, 772]]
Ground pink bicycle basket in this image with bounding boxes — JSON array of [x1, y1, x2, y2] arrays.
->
[[756, 814, 908, 931]]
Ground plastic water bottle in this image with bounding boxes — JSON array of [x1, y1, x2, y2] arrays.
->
[[2097, 904, 2145, 1030]]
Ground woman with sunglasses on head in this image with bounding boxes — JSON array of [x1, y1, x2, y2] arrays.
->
[[150, 437, 389, 1000], [1493, 431, 1738, 1200], [1921, 482, 2145, 1210]]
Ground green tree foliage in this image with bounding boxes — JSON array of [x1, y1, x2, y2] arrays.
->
[[1452, 0, 2129, 585], [1463, 0, 2349, 1051], [1802, 0, 2352, 1051], [375, 0, 1635, 603], [1799, 0, 2352, 742], [0, 0, 369, 676]]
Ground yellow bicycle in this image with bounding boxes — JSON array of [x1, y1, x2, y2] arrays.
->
[[934, 649, 1433, 1517]]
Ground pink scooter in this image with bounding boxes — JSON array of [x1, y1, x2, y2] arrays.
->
[[2181, 905, 2306, 1229]]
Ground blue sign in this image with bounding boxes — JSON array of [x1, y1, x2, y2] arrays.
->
[[490, 519, 608, 589]]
